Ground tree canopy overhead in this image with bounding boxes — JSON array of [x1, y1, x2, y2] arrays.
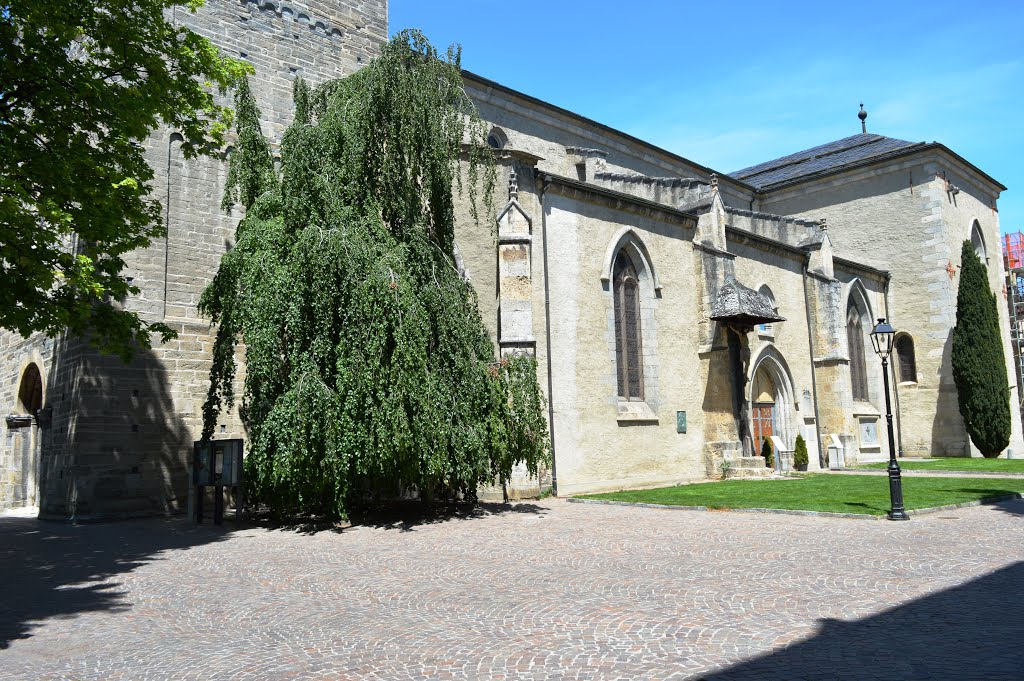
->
[[0, 0, 250, 359], [951, 240, 1011, 457], [201, 31, 549, 519]]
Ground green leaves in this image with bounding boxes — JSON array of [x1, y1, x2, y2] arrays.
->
[[952, 240, 1011, 456], [204, 32, 548, 519], [221, 77, 277, 213], [793, 434, 809, 468], [1, 0, 251, 360]]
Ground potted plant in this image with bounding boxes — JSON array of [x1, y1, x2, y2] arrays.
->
[[761, 436, 774, 469], [793, 434, 809, 471]]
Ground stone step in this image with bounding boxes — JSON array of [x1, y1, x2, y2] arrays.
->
[[726, 466, 773, 479], [732, 456, 772, 470]]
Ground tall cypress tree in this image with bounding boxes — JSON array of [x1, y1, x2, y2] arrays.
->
[[200, 31, 549, 519], [951, 240, 1011, 457]]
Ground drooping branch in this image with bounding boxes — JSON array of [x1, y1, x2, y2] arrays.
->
[[202, 31, 547, 519]]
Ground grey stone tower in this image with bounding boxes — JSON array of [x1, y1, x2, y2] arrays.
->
[[0, 0, 388, 518]]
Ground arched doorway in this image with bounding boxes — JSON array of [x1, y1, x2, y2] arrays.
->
[[8, 363, 44, 507], [751, 369, 776, 446], [18, 363, 43, 416], [749, 349, 797, 452]]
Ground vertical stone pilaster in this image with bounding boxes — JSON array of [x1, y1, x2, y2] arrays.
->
[[496, 168, 536, 357], [805, 267, 859, 463]]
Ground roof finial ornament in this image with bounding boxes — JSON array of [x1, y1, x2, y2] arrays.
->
[[858, 103, 867, 134], [710, 172, 719, 191], [508, 168, 518, 201], [819, 217, 828, 232]]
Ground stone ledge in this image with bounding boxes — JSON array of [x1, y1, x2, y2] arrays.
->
[[616, 401, 658, 425]]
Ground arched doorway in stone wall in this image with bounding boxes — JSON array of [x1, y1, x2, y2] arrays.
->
[[749, 348, 796, 453], [5, 363, 43, 508]]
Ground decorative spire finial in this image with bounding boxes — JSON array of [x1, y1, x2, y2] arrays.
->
[[819, 217, 828, 232], [858, 103, 867, 134], [508, 168, 518, 201], [710, 173, 718, 190]]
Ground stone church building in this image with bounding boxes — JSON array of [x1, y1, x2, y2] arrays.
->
[[2, 0, 1020, 516]]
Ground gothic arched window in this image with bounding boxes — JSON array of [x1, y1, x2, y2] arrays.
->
[[847, 298, 869, 401], [614, 250, 644, 401], [971, 221, 986, 261], [895, 334, 917, 384], [758, 285, 778, 336]]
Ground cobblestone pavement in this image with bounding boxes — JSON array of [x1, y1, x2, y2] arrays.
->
[[2, 498, 1023, 680]]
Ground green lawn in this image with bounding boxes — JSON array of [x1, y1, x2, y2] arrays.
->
[[859, 458, 1024, 473], [579, 474, 1024, 516]]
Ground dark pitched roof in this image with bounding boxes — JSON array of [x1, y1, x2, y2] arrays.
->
[[729, 133, 922, 190], [710, 276, 786, 327]]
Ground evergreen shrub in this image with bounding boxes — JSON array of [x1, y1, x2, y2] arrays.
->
[[951, 240, 1011, 457], [794, 434, 809, 469], [761, 436, 774, 469]]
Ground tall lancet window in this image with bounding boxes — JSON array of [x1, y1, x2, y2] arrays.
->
[[614, 250, 644, 400], [847, 299, 869, 401], [895, 334, 917, 383]]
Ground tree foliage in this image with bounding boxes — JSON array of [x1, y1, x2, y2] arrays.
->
[[0, 0, 250, 359], [201, 31, 549, 519], [793, 434, 809, 468], [760, 436, 773, 469], [951, 240, 1011, 457]]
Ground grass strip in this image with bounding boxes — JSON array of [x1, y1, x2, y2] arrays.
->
[[859, 458, 1024, 473], [580, 474, 1024, 516]]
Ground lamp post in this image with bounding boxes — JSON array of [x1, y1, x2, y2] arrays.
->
[[870, 318, 909, 521]]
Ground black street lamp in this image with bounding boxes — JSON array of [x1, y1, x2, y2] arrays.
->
[[870, 318, 910, 521]]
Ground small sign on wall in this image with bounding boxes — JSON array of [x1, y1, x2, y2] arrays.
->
[[859, 418, 879, 447], [676, 411, 687, 434]]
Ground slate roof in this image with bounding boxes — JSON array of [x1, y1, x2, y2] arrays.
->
[[710, 276, 786, 328], [729, 133, 922, 190]]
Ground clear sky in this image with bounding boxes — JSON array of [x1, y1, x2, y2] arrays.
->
[[391, 1, 1024, 238]]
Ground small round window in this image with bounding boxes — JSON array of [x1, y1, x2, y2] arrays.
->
[[487, 127, 507, 150]]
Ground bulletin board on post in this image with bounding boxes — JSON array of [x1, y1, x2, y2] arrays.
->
[[191, 439, 244, 525]]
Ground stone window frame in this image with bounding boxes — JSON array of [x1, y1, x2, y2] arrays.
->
[[846, 285, 872, 403], [895, 333, 917, 385], [601, 228, 660, 424], [971, 220, 987, 263], [487, 126, 508, 150], [756, 284, 779, 340], [613, 251, 644, 401]]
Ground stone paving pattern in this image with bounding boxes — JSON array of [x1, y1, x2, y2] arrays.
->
[[2, 499, 1023, 679]]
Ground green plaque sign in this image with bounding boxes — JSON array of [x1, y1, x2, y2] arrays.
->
[[676, 410, 686, 434]]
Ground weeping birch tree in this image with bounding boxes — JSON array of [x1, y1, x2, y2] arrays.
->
[[200, 31, 549, 519]]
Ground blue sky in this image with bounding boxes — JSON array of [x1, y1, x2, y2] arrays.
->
[[391, 1, 1024, 236]]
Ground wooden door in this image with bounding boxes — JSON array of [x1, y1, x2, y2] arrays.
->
[[752, 403, 774, 450]]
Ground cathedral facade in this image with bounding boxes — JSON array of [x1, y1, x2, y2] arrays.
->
[[2, 0, 1019, 515]]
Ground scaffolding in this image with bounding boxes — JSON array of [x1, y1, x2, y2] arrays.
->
[[1003, 232, 1024, 425]]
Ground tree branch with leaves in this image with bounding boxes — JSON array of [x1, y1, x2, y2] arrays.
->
[[0, 0, 251, 360]]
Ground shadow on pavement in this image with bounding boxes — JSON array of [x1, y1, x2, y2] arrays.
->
[[989, 497, 1024, 517], [0, 516, 231, 650], [256, 500, 547, 534], [698, 561, 1024, 680]]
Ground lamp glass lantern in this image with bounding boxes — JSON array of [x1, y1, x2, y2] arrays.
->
[[870, 319, 896, 360]]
